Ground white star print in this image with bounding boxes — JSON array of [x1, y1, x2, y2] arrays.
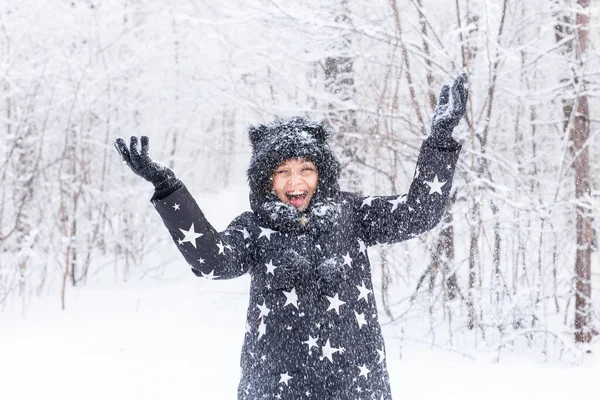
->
[[201, 270, 219, 280], [342, 253, 353, 267], [282, 288, 299, 309], [245, 323, 251, 333], [414, 166, 420, 179], [388, 195, 406, 212], [172, 203, 180, 211], [321, 339, 342, 363], [377, 348, 386, 364], [197, 258, 205, 264], [326, 293, 346, 314], [357, 239, 367, 256], [257, 318, 267, 340], [354, 310, 367, 329], [302, 335, 319, 351], [265, 260, 278, 275], [179, 223, 203, 248], [258, 227, 276, 240], [279, 372, 292, 386], [356, 282, 372, 303], [358, 364, 371, 378], [237, 228, 250, 240], [360, 196, 378, 208], [257, 301, 271, 318], [424, 174, 447, 195]]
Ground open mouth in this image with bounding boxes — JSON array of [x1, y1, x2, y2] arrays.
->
[[285, 190, 308, 207]]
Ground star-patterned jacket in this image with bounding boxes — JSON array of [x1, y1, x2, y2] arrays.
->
[[151, 138, 461, 400]]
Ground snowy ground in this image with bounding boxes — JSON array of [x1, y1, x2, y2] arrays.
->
[[1, 271, 599, 400], [2, 186, 599, 399]]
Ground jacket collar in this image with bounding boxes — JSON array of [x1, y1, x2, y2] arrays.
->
[[250, 188, 341, 235]]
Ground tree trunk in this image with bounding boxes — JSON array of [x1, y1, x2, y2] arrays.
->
[[429, 194, 459, 300], [415, 0, 437, 111], [323, 0, 359, 190], [555, 0, 594, 343], [467, 198, 480, 331], [221, 108, 236, 189]]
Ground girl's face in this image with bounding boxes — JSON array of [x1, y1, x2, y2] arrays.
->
[[272, 158, 318, 211]]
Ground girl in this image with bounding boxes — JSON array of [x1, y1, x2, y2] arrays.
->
[[114, 73, 468, 399]]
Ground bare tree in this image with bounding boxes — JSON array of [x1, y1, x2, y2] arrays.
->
[[554, 0, 596, 344], [322, 0, 361, 191]]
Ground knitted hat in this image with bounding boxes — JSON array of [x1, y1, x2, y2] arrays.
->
[[246, 116, 341, 233], [246, 116, 341, 198]]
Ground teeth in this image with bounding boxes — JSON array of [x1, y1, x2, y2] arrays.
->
[[285, 190, 307, 201]]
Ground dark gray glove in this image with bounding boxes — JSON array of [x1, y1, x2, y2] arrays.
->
[[429, 73, 469, 145], [114, 136, 182, 197], [315, 257, 347, 293], [271, 249, 312, 289]]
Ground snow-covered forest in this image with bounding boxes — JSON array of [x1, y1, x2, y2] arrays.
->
[[2, 0, 600, 382]]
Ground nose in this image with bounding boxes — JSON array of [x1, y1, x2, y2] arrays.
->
[[288, 175, 301, 186], [286, 170, 304, 186]]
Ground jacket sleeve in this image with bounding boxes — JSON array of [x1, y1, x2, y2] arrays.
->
[[356, 138, 461, 247], [151, 185, 257, 279]]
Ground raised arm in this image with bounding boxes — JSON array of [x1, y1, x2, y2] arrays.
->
[[114, 136, 257, 279], [357, 73, 468, 247], [151, 187, 257, 279]]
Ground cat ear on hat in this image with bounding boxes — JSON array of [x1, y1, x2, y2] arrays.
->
[[248, 124, 268, 149], [313, 122, 330, 143]]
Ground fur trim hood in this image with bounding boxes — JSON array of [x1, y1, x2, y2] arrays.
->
[[246, 116, 342, 234]]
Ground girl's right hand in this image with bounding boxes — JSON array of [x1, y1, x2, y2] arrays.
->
[[113, 136, 176, 189]]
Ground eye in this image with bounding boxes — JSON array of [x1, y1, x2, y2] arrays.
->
[[301, 167, 316, 175], [276, 169, 290, 175]]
